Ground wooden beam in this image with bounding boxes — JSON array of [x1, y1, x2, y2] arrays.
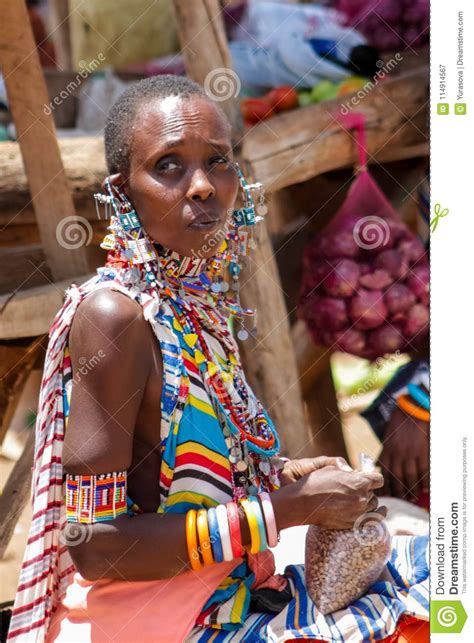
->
[[0, 337, 44, 445], [242, 67, 429, 193], [0, 274, 95, 339], [48, 0, 73, 70], [172, 0, 243, 138], [0, 0, 89, 280], [0, 429, 35, 559]]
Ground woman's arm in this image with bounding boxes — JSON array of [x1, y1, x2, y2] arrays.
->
[[63, 288, 252, 581]]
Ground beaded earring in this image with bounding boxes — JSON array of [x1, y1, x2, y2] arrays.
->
[[224, 162, 267, 340]]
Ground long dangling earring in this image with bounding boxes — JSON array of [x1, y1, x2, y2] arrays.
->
[[94, 179, 159, 288], [224, 162, 267, 340]]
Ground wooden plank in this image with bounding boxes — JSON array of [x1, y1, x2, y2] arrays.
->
[[0, 0, 89, 280], [242, 67, 429, 193], [0, 337, 44, 446], [0, 137, 106, 210], [0, 429, 35, 559], [0, 274, 95, 340], [48, 0, 73, 70], [172, 0, 243, 138]]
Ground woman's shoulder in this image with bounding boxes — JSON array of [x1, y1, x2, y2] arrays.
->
[[69, 286, 152, 356]]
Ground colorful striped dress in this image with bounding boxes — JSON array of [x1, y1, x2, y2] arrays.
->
[[8, 251, 429, 642]]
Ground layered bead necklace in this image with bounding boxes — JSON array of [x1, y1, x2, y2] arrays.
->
[[95, 178, 282, 496]]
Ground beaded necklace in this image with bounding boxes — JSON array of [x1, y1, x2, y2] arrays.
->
[[97, 181, 282, 496]]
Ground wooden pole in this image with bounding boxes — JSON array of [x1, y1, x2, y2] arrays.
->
[[172, 0, 243, 141], [0, 0, 89, 281], [172, 0, 313, 457], [48, 0, 73, 70], [0, 430, 35, 559]]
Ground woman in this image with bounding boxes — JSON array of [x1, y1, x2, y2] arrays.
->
[[8, 75, 428, 642]]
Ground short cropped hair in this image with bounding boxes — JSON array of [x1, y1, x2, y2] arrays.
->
[[104, 74, 222, 176]]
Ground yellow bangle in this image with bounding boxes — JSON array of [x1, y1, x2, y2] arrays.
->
[[397, 394, 430, 423], [240, 498, 260, 554], [186, 509, 202, 571], [196, 508, 214, 566]]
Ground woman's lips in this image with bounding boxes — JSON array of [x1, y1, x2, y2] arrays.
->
[[188, 211, 221, 230]]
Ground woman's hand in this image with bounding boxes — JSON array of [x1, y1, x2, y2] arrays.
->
[[279, 456, 353, 486], [272, 465, 384, 531]]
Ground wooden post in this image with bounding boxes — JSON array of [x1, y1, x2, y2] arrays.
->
[[48, 0, 73, 70], [0, 0, 89, 281], [0, 430, 35, 559], [172, 0, 313, 457], [172, 0, 243, 141]]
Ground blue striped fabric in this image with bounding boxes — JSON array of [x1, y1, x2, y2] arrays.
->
[[186, 535, 429, 642]]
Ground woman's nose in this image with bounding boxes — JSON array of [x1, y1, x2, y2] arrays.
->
[[187, 169, 216, 201]]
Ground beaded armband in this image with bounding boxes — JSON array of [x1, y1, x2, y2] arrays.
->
[[65, 471, 128, 523]]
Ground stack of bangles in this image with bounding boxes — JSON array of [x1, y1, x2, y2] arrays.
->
[[185, 493, 278, 571], [396, 383, 430, 423]]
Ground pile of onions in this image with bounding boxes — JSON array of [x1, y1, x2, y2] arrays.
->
[[298, 217, 429, 360]]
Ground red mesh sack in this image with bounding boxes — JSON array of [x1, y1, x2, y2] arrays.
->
[[298, 114, 429, 360]]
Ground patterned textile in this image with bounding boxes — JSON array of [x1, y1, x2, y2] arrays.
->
[[187, 536, 429, 642]]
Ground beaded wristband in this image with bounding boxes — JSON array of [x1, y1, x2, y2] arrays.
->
[[216, 504, 233, 562], [248, 496, 268, 552], [207, 507, 224, 563], [240, 498, 260, 554], [258, 492, 278, 548], [196, 509, 214, 565], [407, 383, 430, 411], [397, 394, 430, 423], [65, 471, 127, 524], [186, 509, 203, 571], [226, 501, 244, 557]]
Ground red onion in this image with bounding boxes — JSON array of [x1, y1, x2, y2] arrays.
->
[[368, 325, 405, 354], [407, 265, 430, 306], [322, 259, 360, 298], [310, 297, 348, 331], [350, 289, 387, 330], [384, 283, 416, 315], [404, 304, 429, 337], [359, 269, 393, 290]]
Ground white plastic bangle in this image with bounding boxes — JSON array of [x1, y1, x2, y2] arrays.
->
[[216, 504, 234, 561], [258, 492, 279, 548]]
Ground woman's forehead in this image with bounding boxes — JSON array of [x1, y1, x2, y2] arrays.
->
[[132, 95, 231, 151]]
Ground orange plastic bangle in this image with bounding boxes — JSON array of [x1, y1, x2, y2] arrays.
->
[[186, 509, 202, 571], [397, 394, 430, 423], [196, 508, 214, 566]]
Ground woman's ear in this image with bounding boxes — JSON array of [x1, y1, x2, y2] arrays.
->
[[101, 173, 128, 192]]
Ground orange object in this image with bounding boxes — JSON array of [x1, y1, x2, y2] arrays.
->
[[265, 85, 299, 111], [397, 394, 430, 422], [186, 509, 203, 571], [196, 508, 214, 565]]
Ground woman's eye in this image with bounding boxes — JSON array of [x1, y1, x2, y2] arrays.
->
[[210, 155, 230, 166], [156, 159, 181, 172]]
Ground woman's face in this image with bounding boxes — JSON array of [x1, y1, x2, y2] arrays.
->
[[120, 95, 239, 258]]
